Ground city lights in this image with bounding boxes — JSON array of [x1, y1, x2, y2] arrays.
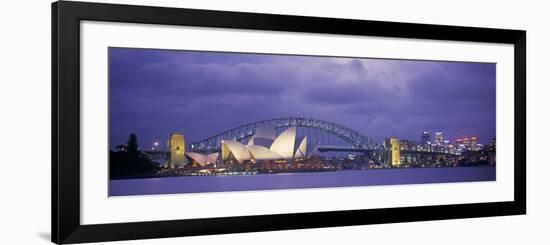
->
[[139, 126, 495, 178]]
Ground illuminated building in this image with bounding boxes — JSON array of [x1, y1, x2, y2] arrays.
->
[[186, 152, 219, 166], [384, 137, 401, 167], [455, 136, 479, 151], [448, 144, 455, 154], [434, 132, 444, 145], [167, 133, 187, 168], [470, 136, 478, 151], [399, 140, 416, 151], [221, 126, 307, 163], [456, 137, 470, 147], [421, 131, 431, 144]]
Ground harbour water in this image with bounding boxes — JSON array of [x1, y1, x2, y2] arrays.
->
[[109, 166, 495, 196]]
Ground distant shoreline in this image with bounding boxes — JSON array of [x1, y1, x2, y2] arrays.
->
[[109, 164, 494, 180]]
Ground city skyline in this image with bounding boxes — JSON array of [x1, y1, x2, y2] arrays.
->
[[109, 47, 496, 150]]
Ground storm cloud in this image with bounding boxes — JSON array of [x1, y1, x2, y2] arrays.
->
[[109, 48, 496, 149]]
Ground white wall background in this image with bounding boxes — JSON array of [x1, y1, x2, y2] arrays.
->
[[0, 0, 547, 244]]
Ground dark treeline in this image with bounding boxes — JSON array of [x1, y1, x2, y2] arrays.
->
[[110, 133, 159, 179]]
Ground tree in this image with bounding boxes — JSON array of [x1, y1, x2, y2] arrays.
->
[[127, 133, 139, 156], [110, 133, 159, 179]]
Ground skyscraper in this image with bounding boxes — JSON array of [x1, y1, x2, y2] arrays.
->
[[470, 136, 478, 151], [421, 131, 431, 144], [434, 132, 444, 145]]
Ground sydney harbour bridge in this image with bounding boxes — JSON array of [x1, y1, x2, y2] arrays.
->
[[189, 117, 382, 153], [145, 117, 458, 167]]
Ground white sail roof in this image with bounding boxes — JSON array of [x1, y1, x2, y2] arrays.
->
[[294, 136, 307, 159], [269, 127, 297, 160], [248, 145, 283, 161], [186, 152, 219, 166], [221, 140, 250, 163], [220, 126, 317, 163]]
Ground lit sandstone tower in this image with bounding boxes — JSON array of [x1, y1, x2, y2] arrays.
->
[[390, 137, 401, 167], [385, 137, 401, 167], [167, 133, 187, 168]]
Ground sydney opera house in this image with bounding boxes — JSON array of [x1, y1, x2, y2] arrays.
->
[[186, 152, 219, 166], [164, 126, 314, 168], [221, 126, 311, 164]]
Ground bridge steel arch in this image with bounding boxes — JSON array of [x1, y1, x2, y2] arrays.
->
[[189, 117, 379, 152]]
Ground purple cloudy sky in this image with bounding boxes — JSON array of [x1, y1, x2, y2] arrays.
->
[[109, 47, 495, 150]]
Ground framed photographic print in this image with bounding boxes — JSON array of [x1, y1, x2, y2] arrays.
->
[[52, 1, 526, 244]]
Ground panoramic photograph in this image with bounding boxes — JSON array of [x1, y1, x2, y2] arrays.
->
[[108, 47, 496, 196]]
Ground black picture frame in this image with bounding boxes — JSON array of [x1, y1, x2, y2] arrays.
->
[[52, 1, 526, 244]]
